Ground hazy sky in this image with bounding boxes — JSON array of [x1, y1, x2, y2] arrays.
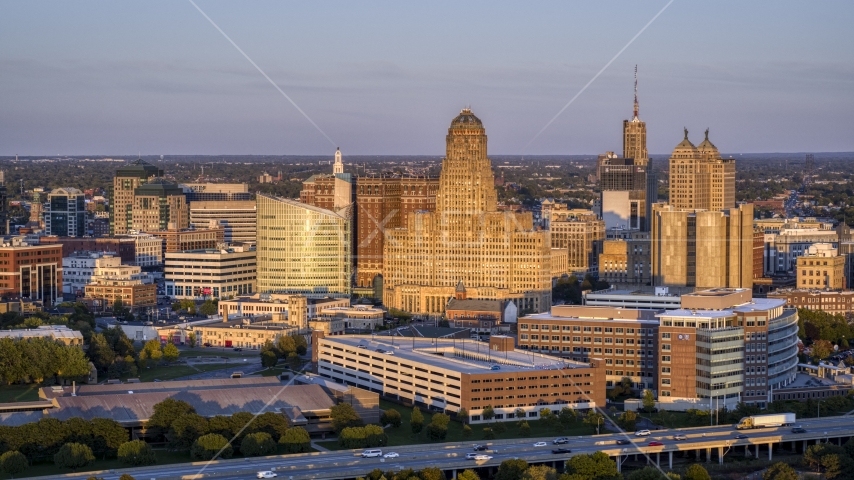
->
[[1, 1, 852, 156]]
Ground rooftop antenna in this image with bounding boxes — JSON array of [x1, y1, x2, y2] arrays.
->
[[633, 65, 639, 119]]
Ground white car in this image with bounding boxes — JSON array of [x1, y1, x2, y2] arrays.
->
[[635, 430, 651, 437], [474, 454, 493, 461], [257, 472, 277, 479], [533, 442, 548, 447], [383, 452, 399, 459]]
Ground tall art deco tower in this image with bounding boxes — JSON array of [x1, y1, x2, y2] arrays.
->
[[383, 109, 553, 315], [622, 65, 648, 166]]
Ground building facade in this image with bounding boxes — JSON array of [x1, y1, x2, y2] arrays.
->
[[45, 188, 86, 237], [256, 194, 352, 299], [796, 243, 845, 290], [191, 318, 298, 349], [110, 159, 163, 236], [768, 289, 854, 316], [181, 183, 251, 202], [189, 200, 257, 244], [164, 246, 256, 300], [84, 261, 156, 309], [62, 251, 120, 297], [130, 179, 189, 233], [148, 225, 224, 255], [0, 239, 62, 305], [651, 203, 754, 290], [598, 230, 653, 287], [218, 293, 349, 323], [550, 211, 604, 276], [383, 109, 552, 315], [668, 129, 735, 212]]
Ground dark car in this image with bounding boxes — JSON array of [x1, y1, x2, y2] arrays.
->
[[203, 342, 212, 347], [735, 434, 749, 439], [473, 445, 488, 451], [792, 426, 806, 434], [616, 439, 631, 445], [552, 448, 572, 454], [234, 347, 243, 351]]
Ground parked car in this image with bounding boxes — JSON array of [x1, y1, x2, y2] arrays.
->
[[648, 441, 664, 446], [552, 448, 572, 454], [673, 434, 687, 441], [635, 430, 651, 437], [203, 342, 212, 347]]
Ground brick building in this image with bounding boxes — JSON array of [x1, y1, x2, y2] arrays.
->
[[148, 225, 224, 255], [0, 239, 62, 305]]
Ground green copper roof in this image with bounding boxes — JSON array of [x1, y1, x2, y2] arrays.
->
[[115, 159, 163, 178], [134, 178, 185, 197]]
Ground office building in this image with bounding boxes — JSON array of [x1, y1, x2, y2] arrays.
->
[[599, 155, 654, 231], [110, 159, 163, 235], [126, 233, 164, 267], [191, 317, 298, 349], [796, 243, 845, 290], [668, 129, 735, 211], [40, 236, 138, 264], [549, 211, 604, 276], [598, 230, 652, 287], [768, 289, 854, 316], [313, 304, 385, 330], [181, 183, 251, 202], [218, 293, 349, 323], [0, 238, 62, 305], [651, 203, 754, 290], [130, 179, 189, 233], [583, 288, 682, 310], [314, 334, 606, 423], [383, 109, 552, 315], [656, 289, 798, 409], [84, 261, 156, 310], [446, 291, 518, 334], [62, 251, 120, 297], [164, 245, 256, 300], [189, 200, 256, 244], [44, 188, 87, 237], [764, 226, 838, 276], [148, 224, 223, 256], [0, 325, 84, 347], [518, 306, 659, 390], [0, 171, 7, 235], [623, 66, 648, 166], [256, 194, 352, 299]]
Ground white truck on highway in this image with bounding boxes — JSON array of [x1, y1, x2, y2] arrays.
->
[[736, 413, 796, 430]]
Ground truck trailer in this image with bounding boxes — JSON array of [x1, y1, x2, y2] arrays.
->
[[736, 413, 796, 430]]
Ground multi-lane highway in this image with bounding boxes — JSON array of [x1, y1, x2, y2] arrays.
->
[[36, 415, 854, 480]]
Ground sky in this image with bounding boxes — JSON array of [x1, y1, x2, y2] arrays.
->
[[1, 1, 853, 156]]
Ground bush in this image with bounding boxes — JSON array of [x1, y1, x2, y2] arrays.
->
[[0, 451, 28, 478], [117, 440, 156, 466], [190, 433, 233, 461], [380, 409, 402, 428], [330, 403, 363, 433], [279, 427, 311, 453], [411, 407, 424, 435], [461, 424, 473, 438], [518, 421, 531, 437], [482, 428, 495, 440], [338, 425, 388, 449], [684, 464, 711, 480], [240, 432, 276, 457], [119, 475, 137, 480], [54, 443, 95, 472]]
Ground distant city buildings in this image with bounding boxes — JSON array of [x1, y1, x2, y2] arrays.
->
[[189, 200, 256, 244], [796, 243, 845, 290], [44, 188, 86, 237], [83, 259, 156, 310], [164, 245, 256, 300], [668, 129, 735, 211], [0, 238, 62, 305], [110, 159, 163, 236]]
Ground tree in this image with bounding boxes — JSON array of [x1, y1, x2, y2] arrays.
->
[[559, 407, 577, 429], [162, 343, 179, 363], [482, 405, 496, 421], [563, 451, 618, 479], [683, 464, 710, 480], [420, 467, 444, 480], [261, 350, 278, 368], [112, 298, 126, 317], [279, 427, 311, 453], [190, 433, 233, 461], [457, 470, 480, 480], [495, 458, 528, 480], [627, 467, 675, 480], [251, 412, 290, 442], [812, 339, 834, 361], [583, 409, 605, 434], [119, 475, 137, 480], [519, 420, 532, 437], [457, 407, 469, 424], [186, 331, 197, 348], [330, 402, 363, 433], [146, 399, 195, 440], [54, 443, 95, 472], [763, 462, 798, 480], [540, 408, 560, 433], [169, 413, 209, 450], [461, 424, 473, 438], [117, 440, 156, 466], [522, 465, 557, 480], [286, 352, 302, 371], [410, 407, 424, 435], [381, 409, 402, 428], [91, 417, 129, 458], [199, 300, 218, 317], [240, 432, 276, 457], [482, 427, 495, 440], [492, 421, 507, 435], [617, 410, 638, 432], [426, 413, 450, 441], [87, 333, 116, 373], [0, 451, 28, 478], [642, 390, 656, 413]]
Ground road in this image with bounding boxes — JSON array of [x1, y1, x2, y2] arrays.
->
[[40, 415, 854, 480]]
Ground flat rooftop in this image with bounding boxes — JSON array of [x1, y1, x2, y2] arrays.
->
[[659, 297, 787, 319], [322, 335, 591, 374], [522, 306, 660, 324]]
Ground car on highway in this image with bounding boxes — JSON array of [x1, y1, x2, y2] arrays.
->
[[473, 444, 488, 451], [257, 472, 277, 479], [361, 449, 383, 458], [533, 442, 548, 447], [474, 455, 493, 461], [673, 434, 687, 441], [616, 439, 632, 445], [383, 452, 399, 459], [203, 342, 212, 347], [734, 434, 749, 439], [553, 437, 570, 444], [792, 426, 806, 434], [648, 441, 664, 446], [465, 453, 480, 460], [234, 347, 243, 351], [635, 430, 651, 436], [552, 448, 572, 454]]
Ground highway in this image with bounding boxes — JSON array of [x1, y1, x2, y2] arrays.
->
[[38, 415, 854, 480]]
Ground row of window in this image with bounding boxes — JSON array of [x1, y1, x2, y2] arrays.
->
[[520, 324, 649, 335]]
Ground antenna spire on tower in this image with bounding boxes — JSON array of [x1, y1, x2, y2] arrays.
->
[[633, 65, 639, 119]]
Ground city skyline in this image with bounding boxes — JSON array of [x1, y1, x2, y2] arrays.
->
[[2, 1, 853, 156]]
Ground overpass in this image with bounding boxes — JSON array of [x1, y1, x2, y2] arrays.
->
[[33, 415, 854, 480]]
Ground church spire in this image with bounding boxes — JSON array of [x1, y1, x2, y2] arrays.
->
[[333, 147, 343, 175]]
